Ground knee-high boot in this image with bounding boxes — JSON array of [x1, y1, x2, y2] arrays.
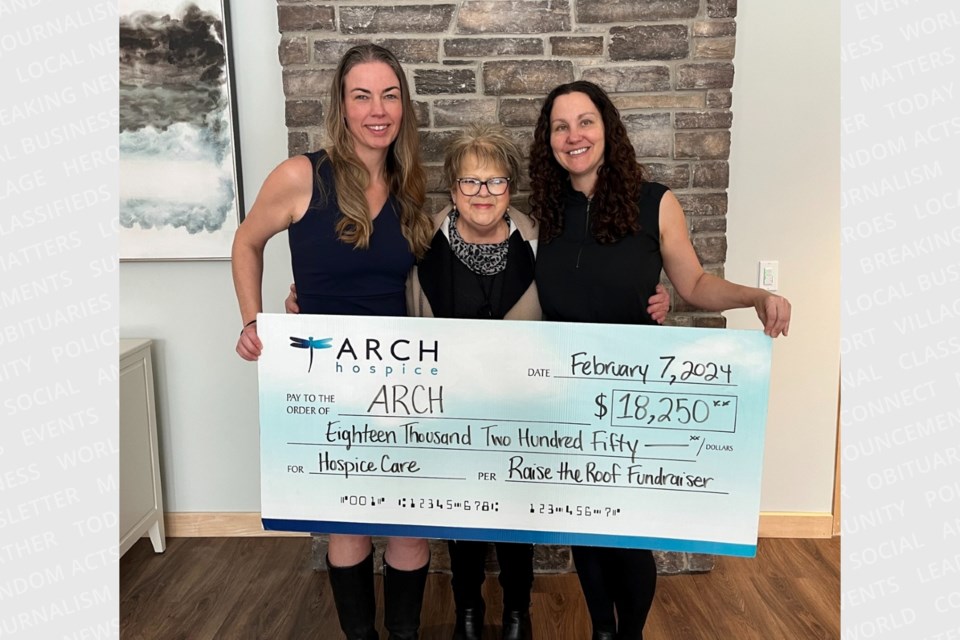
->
[[383, 557, 430, 640], [327, 551, 379, 640]]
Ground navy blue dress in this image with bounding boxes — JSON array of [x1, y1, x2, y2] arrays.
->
[[288, 150, 413, 316]]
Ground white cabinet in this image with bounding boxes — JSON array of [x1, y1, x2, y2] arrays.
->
[[119, 339, 166, 557]]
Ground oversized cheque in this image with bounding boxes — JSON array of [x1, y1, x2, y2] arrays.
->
[[258, 313, 772, 557]]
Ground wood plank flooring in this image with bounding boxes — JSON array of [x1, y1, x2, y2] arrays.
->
[[120, 536, 839, 639]]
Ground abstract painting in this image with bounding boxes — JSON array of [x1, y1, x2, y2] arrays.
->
[[119, 0, 243, 260]]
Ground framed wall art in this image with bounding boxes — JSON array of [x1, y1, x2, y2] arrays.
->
[[119, 0, 244, 261]]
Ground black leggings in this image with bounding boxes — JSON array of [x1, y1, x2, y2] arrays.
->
[[572, 546, 657, 639], [448, 540, 534, 611]]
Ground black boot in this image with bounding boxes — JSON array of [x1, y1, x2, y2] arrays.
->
[[327, 551, 379, 640], [452, 604, 484, 640], [383, 558, 429, 640], [592, 633, 615, 640], [501, 609, 532, 640]]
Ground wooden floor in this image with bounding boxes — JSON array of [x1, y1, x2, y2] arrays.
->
[[120, 536, 839, 639]]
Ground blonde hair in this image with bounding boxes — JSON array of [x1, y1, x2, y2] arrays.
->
[[443, 122, 523, 193], [321, 44, 431, 257]]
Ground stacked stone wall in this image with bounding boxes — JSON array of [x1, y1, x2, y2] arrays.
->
[[276, 0, 738, 327]]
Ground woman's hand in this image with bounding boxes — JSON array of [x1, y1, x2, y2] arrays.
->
[[646, 283, 670, 325], [754, 292, 791, 338], [285, 283, 300, 314], [236, 323, 263, 361]]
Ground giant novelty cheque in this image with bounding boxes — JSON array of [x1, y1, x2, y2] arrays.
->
[[258, 313, 772, 557]]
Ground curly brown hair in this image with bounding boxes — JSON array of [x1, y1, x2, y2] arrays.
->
[[528, 81, 645, 244]]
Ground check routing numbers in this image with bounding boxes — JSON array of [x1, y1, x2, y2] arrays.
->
[[275, 333, 746, 495]]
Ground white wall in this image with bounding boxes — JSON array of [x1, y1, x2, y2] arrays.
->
[[120, 3, 839, 514], [727, 1, 840, 513], [119, 1, 289, 511]]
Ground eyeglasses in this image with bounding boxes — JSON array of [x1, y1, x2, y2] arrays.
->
[[455, 177, 510, 196]]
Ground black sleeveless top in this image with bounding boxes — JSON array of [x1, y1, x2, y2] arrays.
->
[[536, 181, 667, 325], [288, 150, 414, 316]]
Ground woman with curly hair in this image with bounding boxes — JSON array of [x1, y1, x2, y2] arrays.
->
[[528, 80, 791, 639], [232, 44, 432, 640]]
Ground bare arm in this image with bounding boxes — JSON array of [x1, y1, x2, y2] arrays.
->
[[659, 190, 791, 338], [232, 156, 313, 360]]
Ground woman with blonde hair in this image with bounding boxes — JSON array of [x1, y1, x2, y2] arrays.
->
[[232, 44, 432, 640]]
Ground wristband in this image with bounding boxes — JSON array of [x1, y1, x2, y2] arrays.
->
[[241, 318, 257, 335]]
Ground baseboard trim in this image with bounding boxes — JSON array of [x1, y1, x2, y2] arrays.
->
[[758, 512, 834, 538], [165, 511, 835, 539], [165, 512, 307, 537]]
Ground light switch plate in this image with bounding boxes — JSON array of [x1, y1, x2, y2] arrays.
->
[[759, 260, 779, 291]]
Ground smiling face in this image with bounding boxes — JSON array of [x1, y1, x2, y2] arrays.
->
[[342, 61, 403, 160], [451, 152, 511, 243], [548, 91, 606, 195]]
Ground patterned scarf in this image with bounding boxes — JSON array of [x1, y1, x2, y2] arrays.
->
[[447, 208, 511, 276]]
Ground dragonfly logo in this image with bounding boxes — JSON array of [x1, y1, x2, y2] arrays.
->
[[289, 336, 332, 372]]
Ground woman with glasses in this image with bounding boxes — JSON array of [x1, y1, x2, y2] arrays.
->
[[408, 122, 539, 640], [405, 123, 539, 324]]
